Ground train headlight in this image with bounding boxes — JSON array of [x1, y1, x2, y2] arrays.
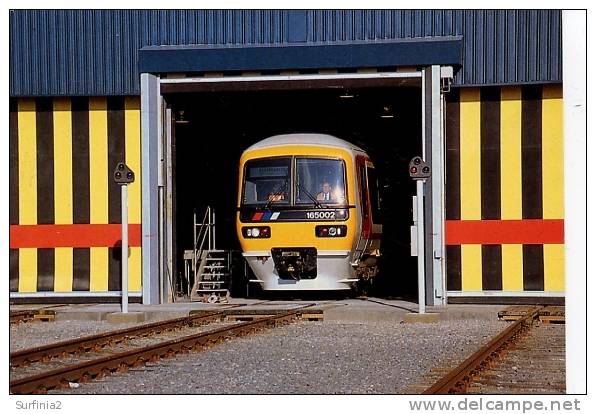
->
[[242, 226, 271, 238], [315, 225, 347, 237]]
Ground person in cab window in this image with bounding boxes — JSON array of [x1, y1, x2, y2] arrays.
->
[[317, 180, 335, 202], [267, 192, 285, 202], [267, 181, 287, 202]]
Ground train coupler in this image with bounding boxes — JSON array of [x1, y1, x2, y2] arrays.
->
[[271, 247, 317, 280]]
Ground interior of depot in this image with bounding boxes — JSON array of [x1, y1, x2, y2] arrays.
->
[[163, 84, 423, 300]]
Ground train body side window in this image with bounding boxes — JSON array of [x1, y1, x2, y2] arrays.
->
[[366, 165, 381, 223], [359, 164, 369, 219]]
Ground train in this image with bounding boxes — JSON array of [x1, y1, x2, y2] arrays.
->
[[236, 133, 382, 291]]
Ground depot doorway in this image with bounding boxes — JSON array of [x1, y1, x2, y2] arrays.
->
[[141, 67, 450, 305]]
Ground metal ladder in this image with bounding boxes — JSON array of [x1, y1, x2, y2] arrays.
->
[[189, 207, 231, 303]]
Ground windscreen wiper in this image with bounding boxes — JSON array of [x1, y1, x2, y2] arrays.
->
[[297, 182, 324, 209], [264, 180, 288, 210]]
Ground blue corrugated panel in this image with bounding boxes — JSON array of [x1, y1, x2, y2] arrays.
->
[[306, 9, 561, 86], [9, 10, 561, 97]]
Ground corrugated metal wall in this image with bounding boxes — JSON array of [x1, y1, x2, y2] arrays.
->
[[9, 10, 561, 97]]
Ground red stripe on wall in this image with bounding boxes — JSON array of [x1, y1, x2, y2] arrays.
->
[[10, 224, 142, 248], [445, 219, 564, 245]]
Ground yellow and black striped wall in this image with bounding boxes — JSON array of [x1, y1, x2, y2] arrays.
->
[[9, 97, 142, 297], [444, 84, 564, 297], [8, 85, 565, 300]]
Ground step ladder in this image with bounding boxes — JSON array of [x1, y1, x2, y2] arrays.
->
[[190, 249, 231, 303], [188, 206, 231, 303]]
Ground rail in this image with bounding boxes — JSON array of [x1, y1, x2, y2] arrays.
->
[[10, 305, 313, 394], [10, 311, 225, 367], [10, 310, 37, 325], [422, 307, 542, 394]]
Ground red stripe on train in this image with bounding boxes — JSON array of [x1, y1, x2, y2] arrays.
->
[[252, 212, 264, 221]]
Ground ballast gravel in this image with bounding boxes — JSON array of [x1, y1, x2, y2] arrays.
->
[[40, 318, 506, 394], [10, 316, 175, 352]]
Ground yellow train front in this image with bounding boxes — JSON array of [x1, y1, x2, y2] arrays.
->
[[236, 134, 382, 291]]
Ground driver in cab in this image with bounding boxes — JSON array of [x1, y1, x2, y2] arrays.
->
[[267, 193, 284, 202], [267, 181, 287, 202], [316, 180, 343, 203]]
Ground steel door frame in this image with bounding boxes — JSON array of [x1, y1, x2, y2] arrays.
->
[[141, 69, 450, 304]]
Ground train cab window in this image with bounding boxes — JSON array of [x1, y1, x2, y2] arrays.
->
[[296, 158, 346, 205], [242, 157, 291, 205]]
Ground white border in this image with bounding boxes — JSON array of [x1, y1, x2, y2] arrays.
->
[[563, 9, 587, 395]]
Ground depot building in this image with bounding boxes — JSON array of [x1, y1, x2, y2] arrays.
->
[[9, 10, 564, 304]]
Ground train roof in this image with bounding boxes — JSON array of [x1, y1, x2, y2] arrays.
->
[[244, 134, 365, 153]]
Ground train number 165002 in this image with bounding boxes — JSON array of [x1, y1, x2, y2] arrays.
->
[[305, 211, 336, 220]]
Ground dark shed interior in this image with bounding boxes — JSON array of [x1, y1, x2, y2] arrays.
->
[[165, 86, 422, 299]]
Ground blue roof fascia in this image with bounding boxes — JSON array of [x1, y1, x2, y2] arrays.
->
[[139, 37, 463, 74]]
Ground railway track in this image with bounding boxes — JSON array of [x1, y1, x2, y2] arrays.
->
[[422, 306, 565, 394], [10, 305, 68, 324], [10, 310, 38, 325], [10, 306, 312, 394]]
